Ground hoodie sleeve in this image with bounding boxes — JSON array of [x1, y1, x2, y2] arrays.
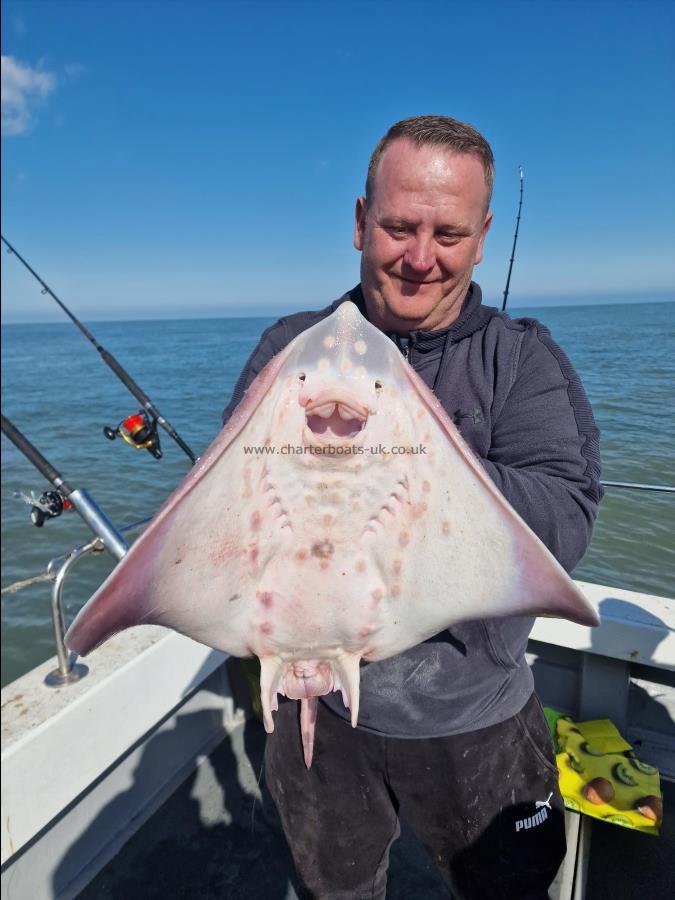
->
[[481, 321, 602, 573]]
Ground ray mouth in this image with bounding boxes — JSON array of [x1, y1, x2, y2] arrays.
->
[[305, 399, 368, 440]]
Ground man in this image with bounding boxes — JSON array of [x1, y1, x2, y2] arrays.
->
[[223, 116, 602, 899]]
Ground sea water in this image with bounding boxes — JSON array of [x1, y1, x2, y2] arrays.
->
[[2, 301, 674, 686]]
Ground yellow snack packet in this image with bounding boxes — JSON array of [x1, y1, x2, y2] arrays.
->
[[573, 718, 632, 754], [555, 716, 662, 835]]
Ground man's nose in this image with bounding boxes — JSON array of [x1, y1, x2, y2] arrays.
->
[[403, 234, 435, 271]]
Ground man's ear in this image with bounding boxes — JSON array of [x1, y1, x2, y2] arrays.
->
[[474, 210, 493, 265], [354, 196, 367, 251]]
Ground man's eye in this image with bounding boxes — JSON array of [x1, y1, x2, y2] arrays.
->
[[387, 226, 409, 237], [437, 234, 461, 245]]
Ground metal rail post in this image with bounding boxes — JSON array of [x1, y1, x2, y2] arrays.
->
[[44, 541, 101, 686], [43, 518, 151, 687]]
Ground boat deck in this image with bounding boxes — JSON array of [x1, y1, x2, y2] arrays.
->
[[76, 716, 675, 900], [3, 582, 673, 899]]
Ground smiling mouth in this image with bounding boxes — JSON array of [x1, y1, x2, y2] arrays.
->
[[305, 400, 367, 439], [395, 274, 436, 286]]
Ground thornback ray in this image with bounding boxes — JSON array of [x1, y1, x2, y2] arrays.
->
[[65, 301, 599, 766]]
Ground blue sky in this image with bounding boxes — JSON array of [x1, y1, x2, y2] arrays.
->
[[1, 0, 674, 322]]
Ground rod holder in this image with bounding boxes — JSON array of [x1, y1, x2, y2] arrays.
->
[[68, 489, 129, 560]]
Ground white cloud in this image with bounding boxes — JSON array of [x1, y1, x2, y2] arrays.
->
[[1, 56, 56, 136]]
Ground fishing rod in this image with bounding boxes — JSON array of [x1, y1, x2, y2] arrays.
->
[[501, 166, 524, 312], [1, 235, 198, 465], [601, 480, 675, 494], [1, 414, 128, 556]]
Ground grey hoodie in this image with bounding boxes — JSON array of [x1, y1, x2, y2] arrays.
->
[[222, 283, 602, 737]]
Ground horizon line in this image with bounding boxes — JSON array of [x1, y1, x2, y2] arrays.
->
[[2, 292, 674, 326]]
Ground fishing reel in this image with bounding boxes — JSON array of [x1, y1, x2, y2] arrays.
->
[[103, 410, 162, 459], [14, 489, 73, 527]]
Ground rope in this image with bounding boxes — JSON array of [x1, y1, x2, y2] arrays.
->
[[1, 573, 53, 594]]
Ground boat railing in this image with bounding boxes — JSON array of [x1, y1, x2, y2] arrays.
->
[[44, 517, 153, 687]]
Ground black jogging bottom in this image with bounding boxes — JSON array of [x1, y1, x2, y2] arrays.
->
[[265, 692, 566, 900]]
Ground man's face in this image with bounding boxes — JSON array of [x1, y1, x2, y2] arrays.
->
[[354, 138, 492, 334]]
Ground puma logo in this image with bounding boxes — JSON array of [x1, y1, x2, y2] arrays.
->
[[515, 806, 549, 832]]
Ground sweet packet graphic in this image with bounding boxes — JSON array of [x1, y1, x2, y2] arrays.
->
[[543, 710, 663, 835]]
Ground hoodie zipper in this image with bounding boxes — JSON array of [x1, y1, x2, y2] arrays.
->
[[395, 335, 411, 361]]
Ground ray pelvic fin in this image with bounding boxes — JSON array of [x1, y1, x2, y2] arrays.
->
[[259, 655, 283, 733], [334, 652, 361, 728]]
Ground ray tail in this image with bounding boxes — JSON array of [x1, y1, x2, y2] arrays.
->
[[300, 697, 319, 768]]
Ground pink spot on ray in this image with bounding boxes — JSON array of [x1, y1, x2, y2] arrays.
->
[[260, 592, 273, 608], [260, 621, 273, 634], [250, 511, 261, 530], [399, 531, 410, 548]]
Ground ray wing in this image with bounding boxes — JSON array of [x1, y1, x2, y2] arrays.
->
[[65, 344, 295, 657], [362, 361, 598, 661]]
